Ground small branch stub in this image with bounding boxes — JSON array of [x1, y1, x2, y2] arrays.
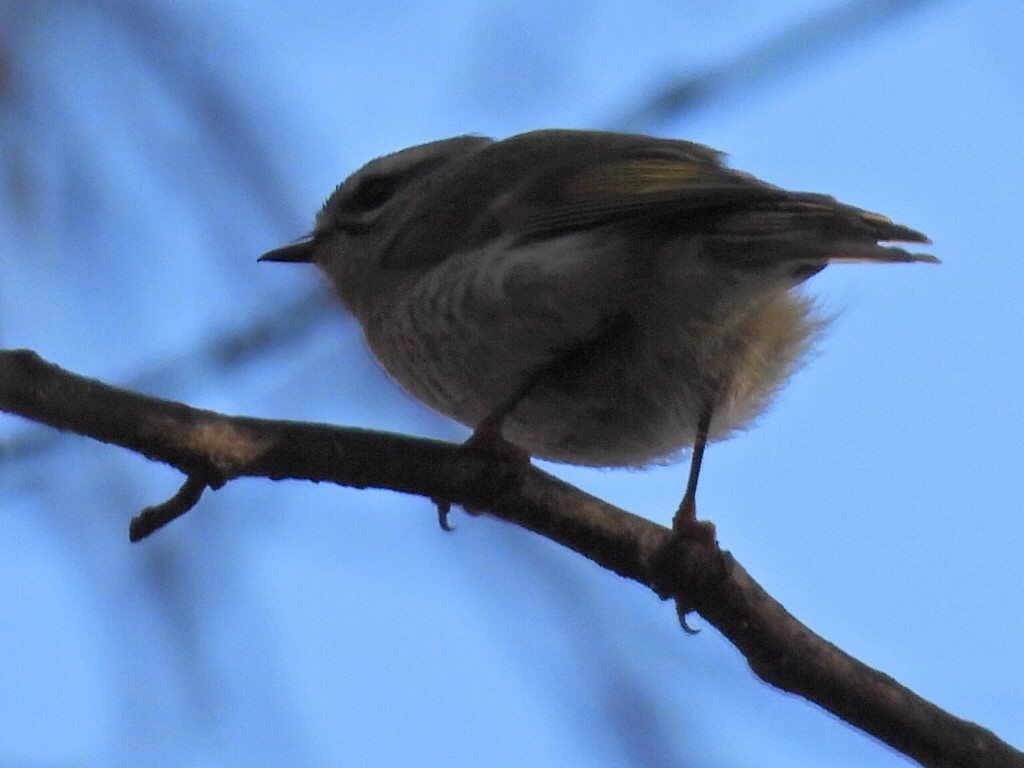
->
[[128, 474, 211, 541]]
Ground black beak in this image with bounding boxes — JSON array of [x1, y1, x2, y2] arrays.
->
[[259, 238, 316, 263]]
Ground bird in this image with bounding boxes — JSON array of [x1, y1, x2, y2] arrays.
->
[[260, 129, 936, 539]]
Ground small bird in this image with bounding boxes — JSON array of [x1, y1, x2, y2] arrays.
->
[[261, 129, 935, 538]]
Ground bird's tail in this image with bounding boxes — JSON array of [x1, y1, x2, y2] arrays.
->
[[706, 193, 938, 270]]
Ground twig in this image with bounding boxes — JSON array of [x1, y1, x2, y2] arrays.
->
[[129, 473, 214, 541]]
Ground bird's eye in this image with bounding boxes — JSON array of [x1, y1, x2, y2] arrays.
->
[[346, 173, 402, 213]]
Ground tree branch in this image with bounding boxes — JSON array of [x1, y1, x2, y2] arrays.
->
[[1, 348, 1020, 768]]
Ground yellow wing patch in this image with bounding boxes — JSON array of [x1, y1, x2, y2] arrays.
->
[[568, 160, 708, 197]]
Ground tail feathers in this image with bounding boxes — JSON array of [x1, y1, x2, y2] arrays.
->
[[866, 219, 931, 246], [707, 197, 937, 269], [780, 193, 933, 244], [825, 241, 939, 265], [705, 235, 938, 269]]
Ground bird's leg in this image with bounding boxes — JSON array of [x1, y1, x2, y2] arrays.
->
[[439, 371, 540, 530], [462, 373, 541, 462], [676, 404, 711, 523], [673, 400, 717, 545], [451, 321, 629, 529]]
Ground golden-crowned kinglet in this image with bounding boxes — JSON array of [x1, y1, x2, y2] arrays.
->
[[261, 129, 936, 535]]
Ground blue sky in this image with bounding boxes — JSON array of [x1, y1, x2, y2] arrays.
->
[[1, 1, 1021, 765]]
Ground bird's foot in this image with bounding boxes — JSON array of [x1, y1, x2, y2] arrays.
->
[[433, 416, 531, 532], [462, 415, 531, 470], [672, 496, 717, 548]]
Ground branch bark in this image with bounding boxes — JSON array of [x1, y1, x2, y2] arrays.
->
[[1, 348, 1020, 768]]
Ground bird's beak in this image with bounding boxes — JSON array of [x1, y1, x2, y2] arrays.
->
[[259, 238, 316, 263]]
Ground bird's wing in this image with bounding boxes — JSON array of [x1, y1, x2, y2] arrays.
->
[[384, 130, 932, 270], [488, 147, 786, 239], [490, 150, 934, 268]]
